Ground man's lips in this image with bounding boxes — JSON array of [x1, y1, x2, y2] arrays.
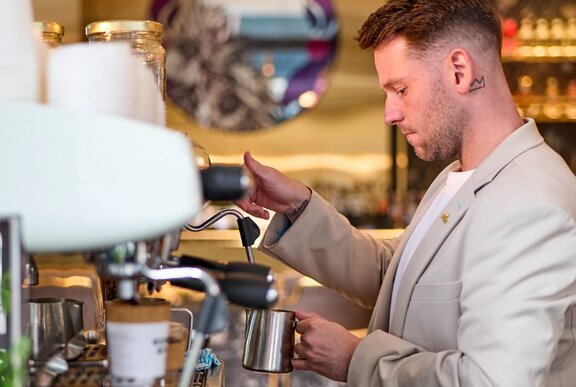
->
[[400, 128, 415, 137], [398, 125, 410, 135], [402, 129, 417, 144]]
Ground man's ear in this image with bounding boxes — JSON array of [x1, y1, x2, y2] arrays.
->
[[446, 48, 475, 94]]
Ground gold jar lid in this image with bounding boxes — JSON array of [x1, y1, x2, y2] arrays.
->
[[85, 20, 164, 36], [34, 21, 65, 36]]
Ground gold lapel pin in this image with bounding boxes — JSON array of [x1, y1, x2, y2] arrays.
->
[[441, 213, 450, 223]]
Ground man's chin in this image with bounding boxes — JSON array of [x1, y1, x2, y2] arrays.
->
[[409, 147, 428, 161], [413, 148, 434, 162]]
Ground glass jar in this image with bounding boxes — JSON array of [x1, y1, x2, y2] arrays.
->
[[85, 20, 166, 100], [34, 21, 65, 48]]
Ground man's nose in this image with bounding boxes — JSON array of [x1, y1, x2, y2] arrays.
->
[[384, 102, 403, 126]]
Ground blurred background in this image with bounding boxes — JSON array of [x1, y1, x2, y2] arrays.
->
[[32, 0, 576, 232]]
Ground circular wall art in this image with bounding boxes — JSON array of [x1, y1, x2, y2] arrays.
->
[[152, 0, 339, 132]]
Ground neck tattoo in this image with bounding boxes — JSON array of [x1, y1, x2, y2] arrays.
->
[[469, 75, 485, 92]]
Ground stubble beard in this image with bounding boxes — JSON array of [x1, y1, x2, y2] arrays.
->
[[407, 79, 468, 162]]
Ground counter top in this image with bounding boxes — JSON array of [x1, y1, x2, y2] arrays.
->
[[175, 229, 403, 272], [179, 228, 403, 245]]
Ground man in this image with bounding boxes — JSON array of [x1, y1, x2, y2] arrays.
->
[[236, 0, 576, 385]]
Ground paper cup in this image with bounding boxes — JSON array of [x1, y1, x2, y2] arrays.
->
[[105, 298, 170, 386]]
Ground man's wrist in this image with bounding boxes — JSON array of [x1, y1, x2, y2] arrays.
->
[[285, 187, 312, 224]]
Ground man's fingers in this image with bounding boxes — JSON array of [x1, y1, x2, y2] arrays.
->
[[292, 357, 312, 372], [294, 342, 306, 357], [244, 205, 270, 220], [295, 310, 318, 320], [243, 151, 263, 174], [234, 198, 270, 220]]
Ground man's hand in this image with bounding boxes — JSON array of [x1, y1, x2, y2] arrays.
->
[[293, 310, 361, 382], [235, 151, 311, 220]]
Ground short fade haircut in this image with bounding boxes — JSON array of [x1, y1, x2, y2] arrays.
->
[[356, 0, 502, 61]]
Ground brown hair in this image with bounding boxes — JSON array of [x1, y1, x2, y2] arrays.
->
[[356, 0, 502, 60]]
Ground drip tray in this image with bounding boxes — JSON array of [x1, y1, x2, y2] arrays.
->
[[50, 368, 209, 387], [29, 344, 222, 387]]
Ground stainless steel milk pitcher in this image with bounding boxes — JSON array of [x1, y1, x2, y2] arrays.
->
[[242, 309, 296, 373]]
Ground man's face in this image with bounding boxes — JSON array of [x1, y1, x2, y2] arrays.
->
[[374, 37, 468, 162]]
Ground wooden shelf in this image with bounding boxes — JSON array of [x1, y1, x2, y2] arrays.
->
[[513, 98, 576, 123], [502, 45, 576, 63]]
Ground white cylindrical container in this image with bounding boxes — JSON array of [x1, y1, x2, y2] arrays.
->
[[85, 20, 166, 98], [105, 298, 171, 386], [47, 42, 142, 119], [85, 20, 167, 125], [0, 0, 40, 102]]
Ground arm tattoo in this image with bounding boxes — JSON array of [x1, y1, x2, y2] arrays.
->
[[470, 75, 485, 92], [284, 188, 312, 224], [286, 197, 310, 224]]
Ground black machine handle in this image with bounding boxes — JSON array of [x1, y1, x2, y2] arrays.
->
[[178, 255, 273, 282], [200, 165, 251, 202], [170, 258, 278, 309], [171, 274, 277, 309], [219, 274, 278, 309]]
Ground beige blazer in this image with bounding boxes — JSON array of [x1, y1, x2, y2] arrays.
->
[[260, 120, 576, 387]]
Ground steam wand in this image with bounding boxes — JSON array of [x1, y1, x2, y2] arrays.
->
[[184, 208, 260, 264]]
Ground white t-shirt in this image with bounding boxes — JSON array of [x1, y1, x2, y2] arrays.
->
[[390, 169, 475, 317]]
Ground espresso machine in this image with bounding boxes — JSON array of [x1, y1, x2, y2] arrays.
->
[[0, 101, 279, 386], [0, 0, 284, 383]]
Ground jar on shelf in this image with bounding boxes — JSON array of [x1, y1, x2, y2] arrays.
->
[[85, 20, 166, 100], [34, 21, 65, 103], [34, 21, 65, 48]]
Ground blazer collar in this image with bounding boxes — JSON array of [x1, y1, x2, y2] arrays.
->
[[471, 118, 543, 194], [384, 119, 543, 336]]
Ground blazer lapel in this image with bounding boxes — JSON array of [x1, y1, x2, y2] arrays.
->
[[368, 218, 415, 331], [389, 177, 476, 336], [368, 163, 458, 332]]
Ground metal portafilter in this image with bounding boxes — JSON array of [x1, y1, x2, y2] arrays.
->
[[169, 255, 278, 310], [177, 255, 274, 283]]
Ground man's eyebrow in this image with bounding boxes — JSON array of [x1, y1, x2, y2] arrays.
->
[[381, 77, 405, 90]]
